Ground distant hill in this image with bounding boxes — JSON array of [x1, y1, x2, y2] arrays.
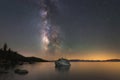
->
[[0, 50, 48, 63], [69, 59, 102, 62], [0, 43, 48, 65], [105, 59, 120, 62], [26, 57, 48, 62], [69, 59, 120, 62]]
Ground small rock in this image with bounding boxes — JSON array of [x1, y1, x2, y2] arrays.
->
[[14, 69, 28, 75]]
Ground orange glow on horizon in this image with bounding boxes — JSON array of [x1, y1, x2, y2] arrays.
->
[[66, 50, 120, 60], [20, 50, 120, 60]]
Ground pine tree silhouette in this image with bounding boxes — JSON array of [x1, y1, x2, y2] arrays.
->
[[8, 48, 11, 53], [3, 43, 8, 51]]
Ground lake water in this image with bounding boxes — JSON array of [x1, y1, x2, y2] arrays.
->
[[0, 62, 120, 80]]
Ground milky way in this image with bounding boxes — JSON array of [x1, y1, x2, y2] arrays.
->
[[40, 0, 61, 53]]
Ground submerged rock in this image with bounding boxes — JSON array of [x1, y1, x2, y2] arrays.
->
[[14, 69, 28, 75], [18, 62, 24, 65], [55, 58, 71, 67], [0, 69, 8, 74], [29, 61, 35, 64]]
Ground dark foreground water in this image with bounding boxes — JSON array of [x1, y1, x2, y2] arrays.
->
[[0, 62, 120, 80]]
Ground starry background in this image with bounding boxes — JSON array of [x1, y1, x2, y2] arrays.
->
[[0, 0, 120, 59]]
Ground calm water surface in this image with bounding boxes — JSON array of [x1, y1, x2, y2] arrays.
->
[[0, 62, 120, 80]]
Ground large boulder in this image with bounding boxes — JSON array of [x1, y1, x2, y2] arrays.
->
[[55, 58, 71, 67]]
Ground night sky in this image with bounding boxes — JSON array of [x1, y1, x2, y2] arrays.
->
[[0, 0, 120, 60]]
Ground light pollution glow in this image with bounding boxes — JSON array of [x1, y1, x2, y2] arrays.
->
[[20, 50, 120, 60]]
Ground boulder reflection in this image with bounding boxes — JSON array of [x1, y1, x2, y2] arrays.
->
[[55, 66, 70, 72]]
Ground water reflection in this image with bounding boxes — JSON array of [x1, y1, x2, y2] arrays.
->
[[0, 62, 120, 80], [55, 66, 70, 72]]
